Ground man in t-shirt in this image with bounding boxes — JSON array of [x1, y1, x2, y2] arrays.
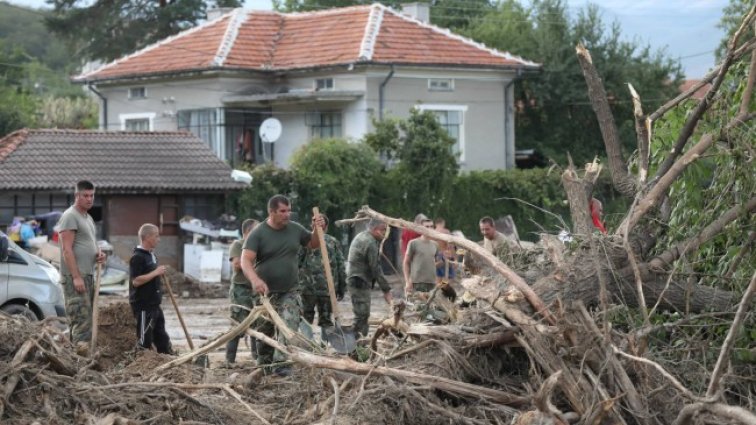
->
[[403, 218, 439, 294], [226, 218, 259, 364], [400, 213, 428, 259], [56, 180, 106, 354], [241, 195, 324, 375], [129, 223, 171, 354]]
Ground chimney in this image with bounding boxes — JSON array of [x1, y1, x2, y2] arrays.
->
[[401, 2, 430, 24], [207, 7, 235, 21]]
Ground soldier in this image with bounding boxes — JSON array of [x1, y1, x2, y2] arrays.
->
[[241, 195, 324, 376], [57, 180, 106, 355], [346, 219, 393, 337], [299, 215, 347, 331], [226, 218, 259, 365]]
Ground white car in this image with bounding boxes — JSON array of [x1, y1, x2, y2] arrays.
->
[[0, 231, 65, 320]]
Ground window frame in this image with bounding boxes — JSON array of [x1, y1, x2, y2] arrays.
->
[[119, 112, 155, 131], [414, 104, 468, 162], [306, 111, 342, 139], [427, 78, 454, 92], [315, 78, 335, 91], [128, 87, 147, 99]]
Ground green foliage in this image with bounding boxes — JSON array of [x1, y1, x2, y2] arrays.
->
[[46, 0, 243, 62], [230, 163, 295, 222], [464, 0, 683, 165], [38, 96, 98, 129], [363, 110, 459, 220], [716, 0, 754, 60], [0, 2, 72, 71], [289, 138, 382, 225]]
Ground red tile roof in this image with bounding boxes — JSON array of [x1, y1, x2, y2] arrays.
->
[[0, 129, 246, 192], [75, 4, 539, 82], [679, 79, 712, 100]]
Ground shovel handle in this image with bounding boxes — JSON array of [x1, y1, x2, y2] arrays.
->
[[312, 207, 341, 322], [162, 275, 194, 350], [90, 262, 102, 355]]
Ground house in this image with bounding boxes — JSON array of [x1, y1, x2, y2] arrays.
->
[[73, 3, 540, 171], [0, 129, 247, 267], [679, 79, 712, 100]]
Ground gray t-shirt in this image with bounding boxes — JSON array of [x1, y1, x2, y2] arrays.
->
[[243, 220, 311, 293], [57, 205, 98, 277], [406, 238, 438, 284]]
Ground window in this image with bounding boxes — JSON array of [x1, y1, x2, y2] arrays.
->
[[306, 112, 342, 139], [124, 119, 149, 131], [119, 112, 155, 131], [128, 87, 146, 99], [315, 78, 334, 91], [428, 78, 454, 91], [178, 109, 221, 157], [415, 104, 467, 161]]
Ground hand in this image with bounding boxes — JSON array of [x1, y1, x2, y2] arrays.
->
[[73, 276, 86, 294], [253, 280, 269, 296], [155, 265, 167, 276], [312, 213, 326, 230], [404, 282, 413, 296], [382, 291, 393, 304], [96, 251, 107, 264]]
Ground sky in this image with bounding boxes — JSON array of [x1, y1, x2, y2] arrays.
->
[[5, 0, 730, 78]]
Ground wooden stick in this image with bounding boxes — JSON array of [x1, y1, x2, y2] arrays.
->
[[90, 262, 102, 355], [313, 207, 341, 323], [162, 276, 194, 350]]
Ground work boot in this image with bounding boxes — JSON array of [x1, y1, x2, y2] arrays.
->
[[75, 341, 89, 357], [226, 336, 239, 364]]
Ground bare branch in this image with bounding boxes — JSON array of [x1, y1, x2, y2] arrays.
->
[[674, 402, 756, 425], [628, 84, 650, 183], [739, 49, 756, 117], [575, 43, 637, 197], [706, 271, 756, 397]]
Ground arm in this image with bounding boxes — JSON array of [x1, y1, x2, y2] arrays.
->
[[367, 242, 393, 304], [59, 229, 86, 293], [132, 265, 167, 287], [232, 256, 242, 272], [241, 249, 268, 295], [306, 214, 326, 249], [403, 244, 413, 293]]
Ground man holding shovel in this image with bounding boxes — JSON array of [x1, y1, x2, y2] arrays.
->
[[129, 224, 172, 354], [57, 180, 106, 356], [241, 195, 324, 376]]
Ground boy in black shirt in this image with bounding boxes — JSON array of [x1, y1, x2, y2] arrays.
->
[[129, 223, 172, 354]]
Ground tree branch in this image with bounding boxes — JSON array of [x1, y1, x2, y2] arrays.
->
[[358, 206, 555, 324], [706, 271, 756, 398], [653, 7, 756, 181], [575, 43, 637, 197], [628, 83, 650, 183], [649, 197, 756, 269]]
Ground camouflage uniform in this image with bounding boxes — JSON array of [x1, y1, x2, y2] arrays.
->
[[227, 239, 258, 363], [62, 274, 95, 343], [298, 233, 346, 328], [256, 291, 302, 366], [346, 231, 392, 337]]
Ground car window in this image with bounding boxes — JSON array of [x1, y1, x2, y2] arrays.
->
[[4, 249, 27, 265]]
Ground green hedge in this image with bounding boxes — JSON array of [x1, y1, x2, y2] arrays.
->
[[230, 160, 628, 242]]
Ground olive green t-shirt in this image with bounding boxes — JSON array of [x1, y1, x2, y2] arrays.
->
[[406, 238, 438, 284], [243, 220, 311, 293], [57, 205, 98, 277], [229, 239, 252, 286]]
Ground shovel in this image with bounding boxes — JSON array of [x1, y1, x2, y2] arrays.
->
[[312, 207, 356, 354], [90, 262, 102, 356], [162, 276, 208, 366]]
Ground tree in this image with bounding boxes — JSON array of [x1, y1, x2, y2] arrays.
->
[[364, 109, 459, 219], [289, 138, 383, 225], [716, 0, 754, 60], [45, 0, 243, 62], [0, 42, 39, 136], [465, 0, 683, 165]]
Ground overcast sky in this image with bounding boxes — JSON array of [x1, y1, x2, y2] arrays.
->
[[5, 0, 729, 78]]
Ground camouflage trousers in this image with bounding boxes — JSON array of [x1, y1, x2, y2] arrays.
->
[[257, 291, 302, 367], [62, 274, 94, 344], [301, 293, 333, 328], [227, 283, 258, 363], [348, 277, 371, 337]]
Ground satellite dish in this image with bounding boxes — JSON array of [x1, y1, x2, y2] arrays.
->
[[260, 118, 282, 143]]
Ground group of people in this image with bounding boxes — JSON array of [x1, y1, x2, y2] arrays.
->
[[56, 180, 608, 374]]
